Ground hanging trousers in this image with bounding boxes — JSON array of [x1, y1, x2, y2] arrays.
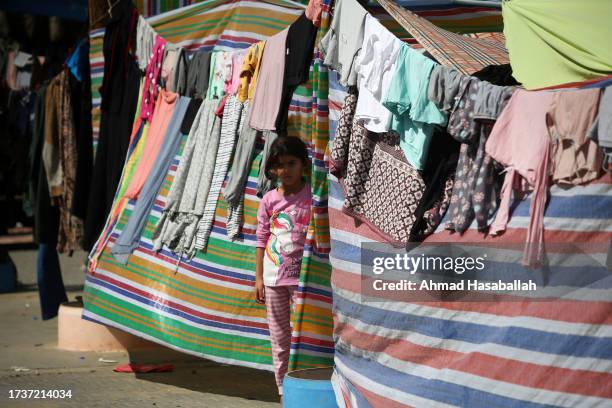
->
[[195, 95, 243, 251]]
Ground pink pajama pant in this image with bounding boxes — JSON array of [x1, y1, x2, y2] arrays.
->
[[265, 285, 298, 395]]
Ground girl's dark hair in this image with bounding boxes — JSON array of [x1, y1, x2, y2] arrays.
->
[[264, 136, 310, 179]]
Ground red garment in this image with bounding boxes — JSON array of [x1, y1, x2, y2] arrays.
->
[[113, 363, 175, 373], [140, 36, 167, 122], [125, 90, 178, 199]]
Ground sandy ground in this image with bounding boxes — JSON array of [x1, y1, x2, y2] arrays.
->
[[0, 249, 280, 407]]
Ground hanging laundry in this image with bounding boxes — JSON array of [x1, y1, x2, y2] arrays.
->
[[84, 59, 141, 250], [136, 15, 156, 72], [257, 131, 279, 197], [125, 90, 179, 199], [206, 51, 232, 101], [470, 64, 520, 87], [237, 41, 265, 103], [275, 13, 318, 134], [382, 43, 447, 170], [111, 97, 191, 264], [140, 36, 167, 121], [329, 86, 358, 180], [224, 42, 267, 238], [305, 0, 324, 27], [353, 14, 402, 133], [409, 129, 459, 241], [319, 0, 368, 87], [42, 71, 84, 254], [427, 65, 462, 114], [182, 50, 211, 98], [66, 40, 89, 82], [429, 69, 516, 234], [153, 99, 221, 258], [87, 91, 150, 270], [99, 1, 138, 113], [589, 86, 612, 170], [224, 101, 253, 241], [161, 44, 184, 93], [57, 72, 84, 254], [172, 49, 189, 96], [181, 98, 204, 135], [195, 50, 249, 241], [548, 88, 603, 185], [30, 86, 60, 246], [249, 28, 289, 131], [69, 49, 94, 221], [224, 103, 259, 206], [229, 51, 247, 95], [214, 50, 247, 117], [485, 89, 554, 266], [342, 124, 425, 244], [194, 95, 244, 251], [42, 79, 64, 200]]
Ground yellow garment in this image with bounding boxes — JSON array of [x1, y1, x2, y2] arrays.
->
[[503, 0, 612, 89], [237, 41, 266, 102]]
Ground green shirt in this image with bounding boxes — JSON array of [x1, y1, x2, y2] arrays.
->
[[383, 43, 447, 170]]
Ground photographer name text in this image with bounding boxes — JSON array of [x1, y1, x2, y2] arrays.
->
[[372, 279, 537, 291]]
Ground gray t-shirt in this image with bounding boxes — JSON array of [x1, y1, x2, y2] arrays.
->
[[319, 0, 368, 87]]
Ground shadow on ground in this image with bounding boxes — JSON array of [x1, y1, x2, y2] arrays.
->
[[129, 350, 280, 403]]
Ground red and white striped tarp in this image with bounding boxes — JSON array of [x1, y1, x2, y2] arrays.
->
[[327, 71, 612, 407]]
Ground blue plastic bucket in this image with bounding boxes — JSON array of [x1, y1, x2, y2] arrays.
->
[[283, 367, 337, 408]]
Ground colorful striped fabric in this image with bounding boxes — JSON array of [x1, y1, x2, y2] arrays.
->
[[376, 0, 508, 74], [84, 0, 334, 371], [134, 0, 196, 17], [89, 0, 308, 145], [327, 72, 612, 406]]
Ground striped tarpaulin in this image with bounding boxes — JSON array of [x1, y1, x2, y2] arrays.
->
[[376, 0, 508, 74], [369, 2, 503, 43], [83, 0, 335, 371], [327, 73, 612, 407], [134, 0, 195, 17], [89, 0, 309, 146]]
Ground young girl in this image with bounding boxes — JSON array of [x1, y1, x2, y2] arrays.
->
[[255, 136, 311, 397]]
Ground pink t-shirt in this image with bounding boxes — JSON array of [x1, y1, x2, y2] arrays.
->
[[249, 27, 289, 131], [485, 89, 553, 266], [256, 184, 311, 286], [229, 50, 247, 95]]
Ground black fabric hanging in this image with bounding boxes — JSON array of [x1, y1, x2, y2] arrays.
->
[[274, 13, 318, 134], [69, 58, 93, 220], [83, 0, 140, 250]]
